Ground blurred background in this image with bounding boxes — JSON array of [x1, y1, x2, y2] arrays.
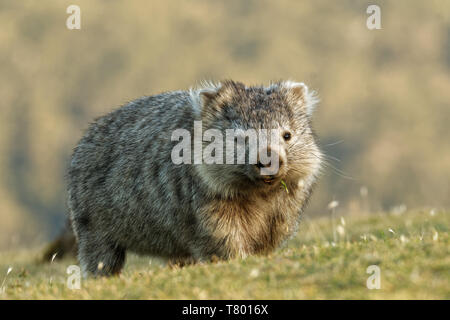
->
[[0, 0, 449, 250]]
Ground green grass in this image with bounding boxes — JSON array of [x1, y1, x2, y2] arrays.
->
[[1, 209, 449, 299]]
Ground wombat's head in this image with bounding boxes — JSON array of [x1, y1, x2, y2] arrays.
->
[[191, 80, 322, 198]]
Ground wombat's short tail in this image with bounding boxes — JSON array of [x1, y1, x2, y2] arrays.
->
[[42, 219, 77, 262]]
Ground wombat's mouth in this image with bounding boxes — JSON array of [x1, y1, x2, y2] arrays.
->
[[259, 176, 280, 185]]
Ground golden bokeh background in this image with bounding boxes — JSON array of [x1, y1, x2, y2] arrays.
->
[[0, 0, 449, 249]]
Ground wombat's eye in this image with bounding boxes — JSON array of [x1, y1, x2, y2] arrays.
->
[[283, 132, 292, 141]]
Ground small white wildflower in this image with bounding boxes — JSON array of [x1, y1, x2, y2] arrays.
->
[[429, 209, 436, 216], [1, 267, 13, 293], [336, 225, 345, 237], [249, 268, 259, 278], [361, 234, 367, 241], [328, 201, 339, 210], [360, 186, 368, 197], [391, 204, 407, 215], [97, 262, 104, 270], [400, 235, 408, 243], [388, 228, 395, 234], [340, 217, 346, 226], [433, 232, 439, 241]]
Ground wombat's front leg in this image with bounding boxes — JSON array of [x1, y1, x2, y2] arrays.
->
[[77, 236, 126, 277], [168, 254, 223, 269], [168, 256, 198, 269]]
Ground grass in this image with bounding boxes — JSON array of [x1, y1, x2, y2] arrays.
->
[[0, 209, 449, 299]]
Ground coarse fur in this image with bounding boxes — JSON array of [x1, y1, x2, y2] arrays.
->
[[68, 80, 322, 276]]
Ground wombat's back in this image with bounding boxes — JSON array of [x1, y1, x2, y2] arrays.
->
[[68, 91, 206, 275]]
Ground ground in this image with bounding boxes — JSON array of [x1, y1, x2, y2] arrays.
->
[[0, 209, 448, 299]]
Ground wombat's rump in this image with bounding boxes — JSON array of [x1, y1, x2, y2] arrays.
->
[[68, 80, 321, 276]]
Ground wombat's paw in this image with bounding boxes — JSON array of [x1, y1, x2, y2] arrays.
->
[[78, 239, 126, 277], [168, 257, 198, 269]]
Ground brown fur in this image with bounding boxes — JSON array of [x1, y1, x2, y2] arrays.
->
[[197, 179, 309, 259]]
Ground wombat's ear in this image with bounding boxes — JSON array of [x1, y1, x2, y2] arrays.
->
[[280, 81, 318, 117], [190, 81, 223, 115], [200, 87, 221, 108]]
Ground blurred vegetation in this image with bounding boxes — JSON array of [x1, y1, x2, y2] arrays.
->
[[0, 0, 449, 249]]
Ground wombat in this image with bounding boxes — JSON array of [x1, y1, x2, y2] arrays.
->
[[68, 80, 322, 276], [42, 220, 77, 262]]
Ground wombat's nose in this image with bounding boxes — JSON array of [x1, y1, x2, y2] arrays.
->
[[256, 158, 284, 169], [256, 160, 269, 169], [255, 147, 284, 171]]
